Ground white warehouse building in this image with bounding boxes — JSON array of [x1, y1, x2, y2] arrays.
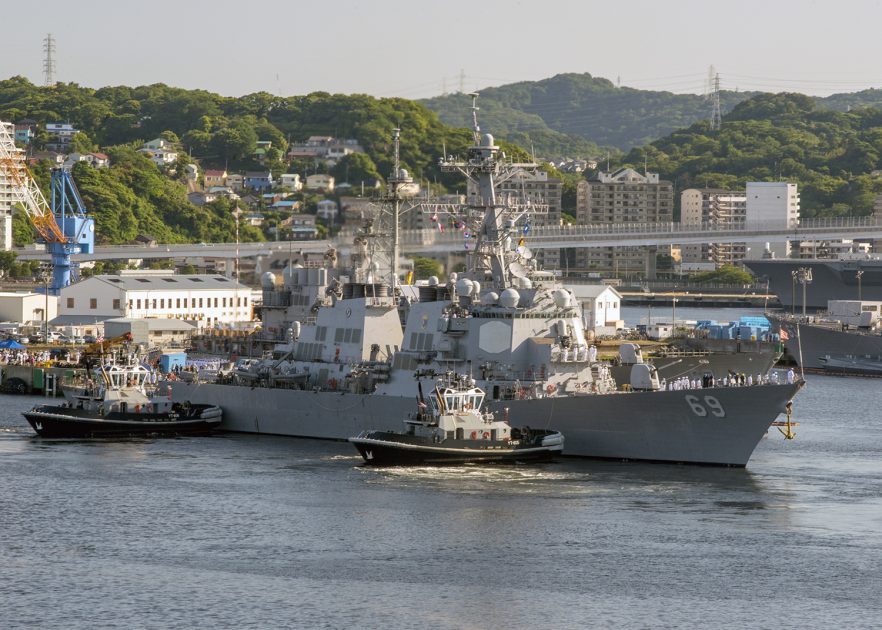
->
[[58, 272, 253, 330]]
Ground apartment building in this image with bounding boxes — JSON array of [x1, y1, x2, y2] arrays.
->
[[680, 188, 747, 265], [574, 168, 673, 277]]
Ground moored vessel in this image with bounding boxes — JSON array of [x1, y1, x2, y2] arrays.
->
[[171, 97, 803, 467], [350, 372, 563, 465], [25, 352, 222, 438]]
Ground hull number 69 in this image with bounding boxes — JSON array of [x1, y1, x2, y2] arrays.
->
[[685, 395, 726, 418]]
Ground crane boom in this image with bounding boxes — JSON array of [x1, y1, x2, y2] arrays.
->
[[0, 121, 66, 243]]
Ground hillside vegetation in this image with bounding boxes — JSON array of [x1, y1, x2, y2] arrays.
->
[[421, 73, 753, 152], [622, 93, 882, 217]]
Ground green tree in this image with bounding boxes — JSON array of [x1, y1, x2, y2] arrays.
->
[[412, 256, 443, 280]]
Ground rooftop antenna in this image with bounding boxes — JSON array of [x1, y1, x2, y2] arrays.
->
[[42, 33, 56, 86], [468, 92, 481, 144]]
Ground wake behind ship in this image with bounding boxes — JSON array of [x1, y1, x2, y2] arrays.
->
[[172, 97, 803, 467]]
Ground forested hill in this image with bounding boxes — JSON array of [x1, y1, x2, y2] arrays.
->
[[422, 73, 882, 156], [421, 73, 753, 153], [622, 93, 882, 218], [0, 77, 482, 245]]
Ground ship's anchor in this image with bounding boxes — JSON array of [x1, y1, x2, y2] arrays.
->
[[774, 401, 797, 440]]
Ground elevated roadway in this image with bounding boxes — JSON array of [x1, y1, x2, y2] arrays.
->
[[13, 216, 882, 262]]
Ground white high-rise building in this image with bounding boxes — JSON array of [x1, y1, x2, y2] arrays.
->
[[746, 182, 800, 258], [0, 121, 19, 251]]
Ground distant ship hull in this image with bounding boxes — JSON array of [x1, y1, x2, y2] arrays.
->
[[768, 313, 882, 374], [745, 259, 882, 310], [171, 381, 802, 467]]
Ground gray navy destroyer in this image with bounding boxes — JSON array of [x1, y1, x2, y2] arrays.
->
[[768, 299, 882, 375], [171, 96, 803, 466], [746, 256, 882, 311]]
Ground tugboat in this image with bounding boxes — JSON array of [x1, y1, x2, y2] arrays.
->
[[349, 373, 563, 466], [24, 352, 222, 438]]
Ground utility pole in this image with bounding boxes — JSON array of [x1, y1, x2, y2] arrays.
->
[[42, 34, 56, 86], [856, 270, 864, 301]]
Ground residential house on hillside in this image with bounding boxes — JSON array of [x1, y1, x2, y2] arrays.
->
[[305, 174, 334, 192], [287, 136, 363, 165], [316, 199, 339, 221], [64, 152, 109, 169], [139, 147, 178, 168], [14, 120, 36, 145], [245, 213, 265, 227], [280, 173, 302, 191], [204, 169, 227, 189], [272, 199, 300, 211], [244, 171, 273, 191], [45, 123, 78, 151], [226, 173, 244, 191], [282, 213, 319, 240], [188, 191, 218, 206], [143, 138, 172, 151]]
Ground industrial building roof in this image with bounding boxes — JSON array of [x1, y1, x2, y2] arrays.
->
[[92, 274, 249, 291]]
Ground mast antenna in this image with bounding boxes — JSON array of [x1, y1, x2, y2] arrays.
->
[[468, 92, 481, 144]]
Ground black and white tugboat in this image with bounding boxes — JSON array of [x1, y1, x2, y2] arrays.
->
[[350, 373, 563, 466], [24, 352, 222, 438]]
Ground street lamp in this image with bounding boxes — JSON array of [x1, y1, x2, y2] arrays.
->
[[856, 270, 864, 301], [671, 297, 678, 338], [797, 267, 812, 319], [791, 270, 798, 316]]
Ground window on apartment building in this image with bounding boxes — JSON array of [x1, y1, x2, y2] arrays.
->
[[176, 298, 181, 308], [222, 297, 227, 307], [66, 298, 74, 308], [199, 298, 203, 308], [136, 299, 141, 309], [237, 297, 241, 307], [113, 299, 121, 310], [152, 299, 157, 309], [90, 298, 97, 309], [183, 298, 188, 308], [214, 298, 218, 307], [244, 297, 248, 306], [128, 300, 133, 310]]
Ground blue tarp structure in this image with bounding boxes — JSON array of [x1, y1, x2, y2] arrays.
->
[[0, 339, 26, 349]]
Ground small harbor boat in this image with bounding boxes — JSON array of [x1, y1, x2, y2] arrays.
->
[[24, 352, 222, 438], [349, 373, 563, 466]]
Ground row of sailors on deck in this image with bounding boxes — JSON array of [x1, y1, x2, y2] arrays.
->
[[660, 369, 795, 391], [554, 345, 598, 363]]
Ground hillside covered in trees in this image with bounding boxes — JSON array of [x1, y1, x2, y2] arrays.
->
[[0, 76, 482, 245], [423, 72, 882, 155], [621, 93, 882, 218], [421, 73, 754, 153]]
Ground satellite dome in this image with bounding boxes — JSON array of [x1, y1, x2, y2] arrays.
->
[[261, 272, 277, 289], [480, 291, 499, 306], [455, 278, 474, 297], [518, 277, 533, 289], [428, 275, 439, 286], [553, 289, 571, 309], [471, 281, 481, 296], [499, 288, 520, 309], [449, 272, 458, 282], [399, 168, 410, 179], [482, 133, 495, 147]]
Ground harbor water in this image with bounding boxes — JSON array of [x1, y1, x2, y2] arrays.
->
[[1, 373, 880, 628]]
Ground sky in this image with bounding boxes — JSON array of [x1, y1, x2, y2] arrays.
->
[[2, 0, 882, 99]]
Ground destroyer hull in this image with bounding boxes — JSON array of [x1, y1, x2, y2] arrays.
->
[[609, 348, 780, 383], [170, 381, 802, 466], [745, 259, 882, 310]]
